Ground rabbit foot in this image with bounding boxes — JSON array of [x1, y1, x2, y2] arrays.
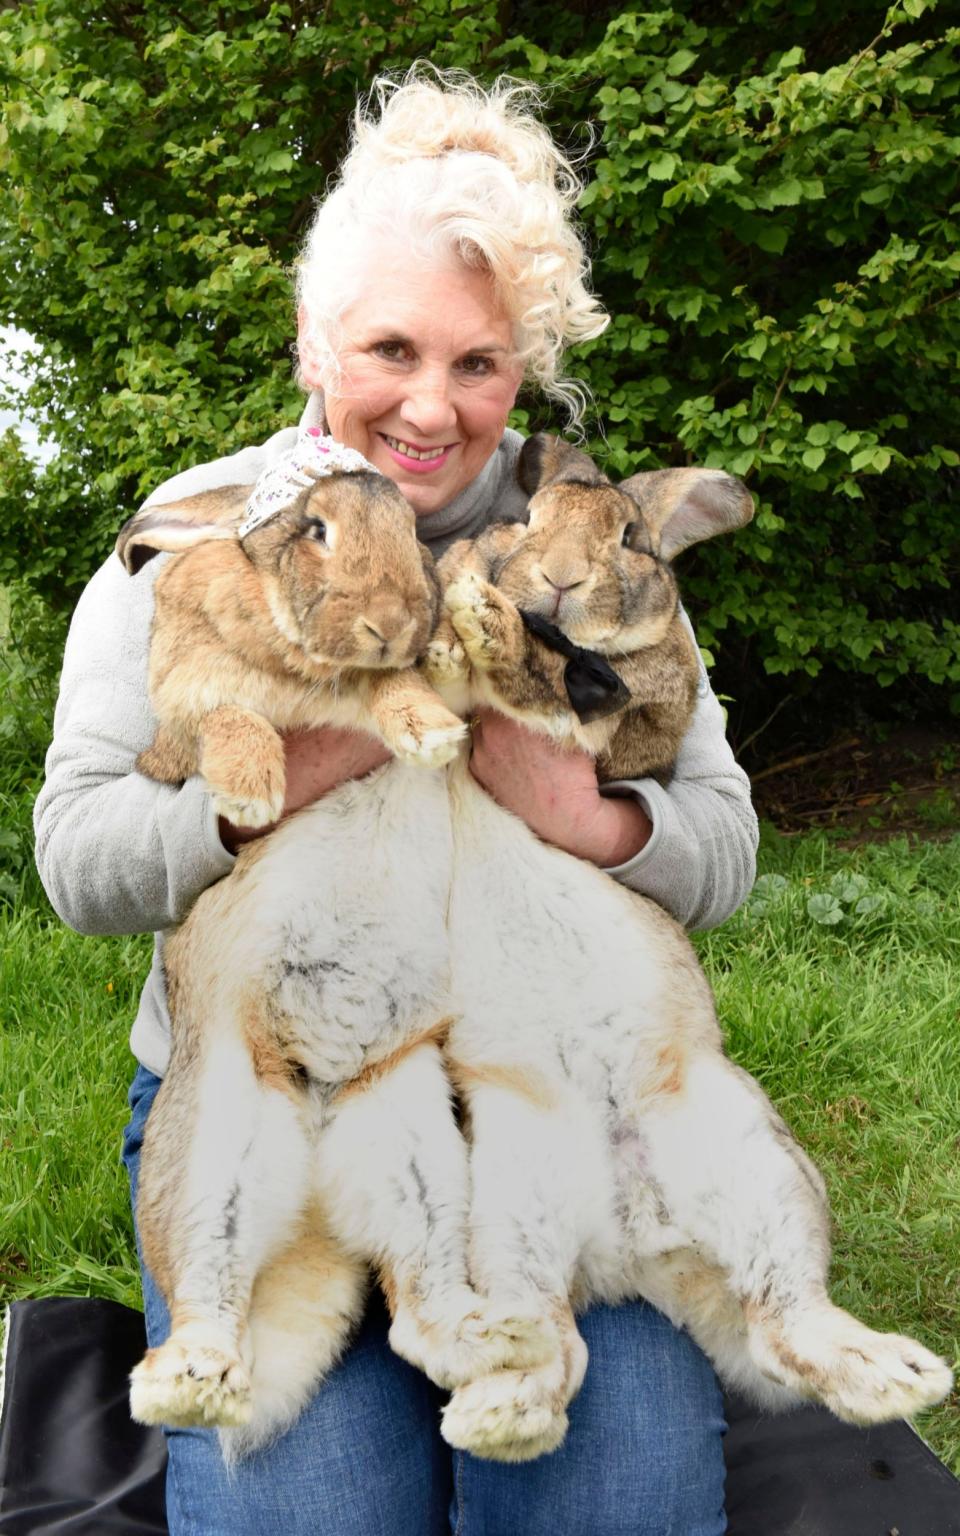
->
[[389, 1294, 557, 1389], [445, 573, 523, 672], [751, 1307, 954, 1425], [423, 635, 469, 686], [198, 708, 285, 826], [441, 1369, 570, 1462], [130, 1338, 252, 1429], [212, 787, 285, 829], [392, 717, 469, 769]]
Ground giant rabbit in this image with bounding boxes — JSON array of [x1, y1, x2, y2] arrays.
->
[[120, 434, 552, 1460], [117, 429, 470, 825], [424, 434, 953, 1460]]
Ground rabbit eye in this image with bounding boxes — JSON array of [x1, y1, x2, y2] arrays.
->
[[305, 518, 328, 545], [621, 521, 638, 548]]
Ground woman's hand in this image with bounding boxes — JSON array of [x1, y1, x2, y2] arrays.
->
[[467, 709, 652, 866], [220, 726, 392, 851]]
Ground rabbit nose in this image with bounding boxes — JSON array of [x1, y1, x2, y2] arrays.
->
[[359, 598, 414, 647], [540, 564, 588, 594]]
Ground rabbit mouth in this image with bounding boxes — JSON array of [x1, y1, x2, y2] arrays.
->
[[521, 588, 589, 631], [523, 596, 618, 653]]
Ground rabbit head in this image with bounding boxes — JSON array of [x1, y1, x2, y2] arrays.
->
[[507, 434, 753, 654], [116, 466, 442, 671]]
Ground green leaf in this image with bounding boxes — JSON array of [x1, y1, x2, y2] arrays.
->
[[754, 223, 789, 255], [767, 178, 804, 206], [665, 49, 698, 77], [743, 333, 769, 359], [647, 152, 678, 181], [807, 894, 845, 926], [829, 873, 870, 903]]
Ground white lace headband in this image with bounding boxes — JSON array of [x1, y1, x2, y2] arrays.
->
[[237, 428, 376, 539]]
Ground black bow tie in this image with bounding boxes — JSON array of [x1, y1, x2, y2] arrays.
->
[[518, 610, 631, 724]]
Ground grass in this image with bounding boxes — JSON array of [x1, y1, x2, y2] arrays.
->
[[2, 822, 959, 1470]]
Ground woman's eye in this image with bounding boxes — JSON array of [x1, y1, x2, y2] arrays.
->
[[306, 518, 327, 544], [372, 340, 411, 363], [458, 354, 495, 377], [621, 521, 638, 548]]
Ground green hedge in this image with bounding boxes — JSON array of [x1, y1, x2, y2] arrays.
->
[[1, 0, 958, 712]]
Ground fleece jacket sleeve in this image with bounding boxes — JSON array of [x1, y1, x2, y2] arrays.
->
[[33, 553, 235, 937]]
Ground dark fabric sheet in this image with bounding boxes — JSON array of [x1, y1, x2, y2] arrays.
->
[[1, 1298, 958, 1535], [724, 1391, 960, 1536], [0, 1300, 166, 1535]]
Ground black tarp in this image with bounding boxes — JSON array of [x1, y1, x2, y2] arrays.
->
[[1, 1298, 958, 1535]]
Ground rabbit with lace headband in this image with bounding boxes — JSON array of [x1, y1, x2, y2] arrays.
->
[[120, 437, 552, 1460], [422, 436, 952, 1461], [115, 431, 468, 830]]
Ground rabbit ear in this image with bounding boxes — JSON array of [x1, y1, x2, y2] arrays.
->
[[620, 469, 753, 562], [116, 484, 253, 574], [517, 433, 607, 496]]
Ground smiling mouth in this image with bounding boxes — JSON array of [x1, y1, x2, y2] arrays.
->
[[380, 433, 455, 462]]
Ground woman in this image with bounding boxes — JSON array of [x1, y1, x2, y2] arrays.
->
[[34, 69, 755, 1535]]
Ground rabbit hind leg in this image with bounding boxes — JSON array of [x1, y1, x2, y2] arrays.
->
[[131, 1032, 314, 1431], [440, 1072, 603, 1460], [317, 1039, 551, 1392], [628, 1052, 953, 1422], [218, 1209, 368, 1462]]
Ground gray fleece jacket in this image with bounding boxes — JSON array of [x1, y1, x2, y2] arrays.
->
[[33, 395, 758, 1077]]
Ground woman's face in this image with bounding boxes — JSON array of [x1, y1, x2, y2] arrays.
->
[[298, 252, 524, 516]]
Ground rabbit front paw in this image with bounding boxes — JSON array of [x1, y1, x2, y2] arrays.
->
[[445, 573, 524, 672], [199, 708, 286, 828], [393, 720, 469, 769], [212, 787, 285, 829], [423, 635, 469, 686]]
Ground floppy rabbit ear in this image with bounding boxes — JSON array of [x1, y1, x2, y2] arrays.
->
[[116, 484, 253, 575], [517, 433, 607, 496], [620, 468, 753, 562]]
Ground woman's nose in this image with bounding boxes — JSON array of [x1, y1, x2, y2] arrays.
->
[[398, 368, 458, 438]]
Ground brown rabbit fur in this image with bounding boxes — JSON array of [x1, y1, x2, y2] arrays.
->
[[427, 434, 753, 781], [116, 466, 467, 828]]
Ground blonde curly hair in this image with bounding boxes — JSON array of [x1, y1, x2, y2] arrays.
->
[[295, 66, 608, 425]]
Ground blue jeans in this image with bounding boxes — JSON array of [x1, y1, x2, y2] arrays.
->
[[123, 1065, 727, 1535]]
